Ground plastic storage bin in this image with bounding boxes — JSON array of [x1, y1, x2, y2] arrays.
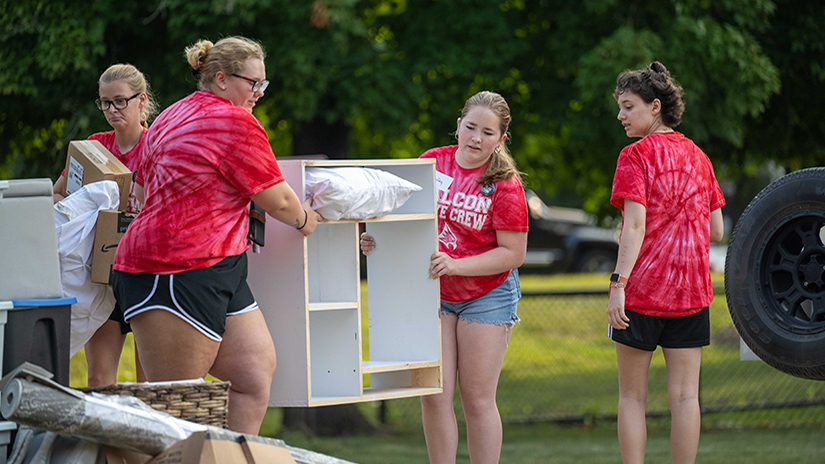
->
[[0, 179, 62, 301], [1, 298, 74, 387]]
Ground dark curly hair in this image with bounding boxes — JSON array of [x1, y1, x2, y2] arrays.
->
[[613, 61, 685, 128]]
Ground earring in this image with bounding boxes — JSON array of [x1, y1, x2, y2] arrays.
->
[[220, 86, 226, 91]]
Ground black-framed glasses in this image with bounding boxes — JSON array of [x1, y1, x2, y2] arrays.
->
[[95, 92, 141, 111], [231, 73, 269, 93]]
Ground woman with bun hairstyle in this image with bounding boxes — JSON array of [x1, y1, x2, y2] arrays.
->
[[111, 36, 321, 434], [607, 61, 724, 464], [362, 91, 528, 464], [53, 63, 157, 387]]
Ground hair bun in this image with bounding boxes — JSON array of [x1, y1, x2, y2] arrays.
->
[[649, 61, 668, 76], [185, 40, 214, 71]]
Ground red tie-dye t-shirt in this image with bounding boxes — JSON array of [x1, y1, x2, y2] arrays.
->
[[421, 145, 529, 303], [114, 91, 284, 274], [610, 131, 725, 317]]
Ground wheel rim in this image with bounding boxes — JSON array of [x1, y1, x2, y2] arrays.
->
[[760, 211, 825, 334]]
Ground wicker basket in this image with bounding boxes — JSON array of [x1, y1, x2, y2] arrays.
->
[[82, 381, 230, 428]]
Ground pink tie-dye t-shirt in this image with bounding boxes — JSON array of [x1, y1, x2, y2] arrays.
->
[[421, 145, 529, 303], [114, 91, 284, 274], [611, 131, 725, 317]]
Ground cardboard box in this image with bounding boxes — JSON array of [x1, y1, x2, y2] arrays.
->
[[63, 140, 131, 211], [146, 430, 296, 464], [91, 209, 137, 284]]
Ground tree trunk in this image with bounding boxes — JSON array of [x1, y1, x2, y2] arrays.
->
[[292, 117, 349, 159]]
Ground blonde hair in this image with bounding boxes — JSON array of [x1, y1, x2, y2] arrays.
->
[[460, 91, 523, 185], [185, 36, 266, 91], [99, 64, 158, 127]]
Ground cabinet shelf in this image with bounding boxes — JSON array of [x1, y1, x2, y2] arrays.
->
[[308, 302, 359, 312], [362, 360, 440, 374], [321, 213, 437, 224]]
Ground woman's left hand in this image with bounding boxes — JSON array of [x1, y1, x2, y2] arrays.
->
[[606, 287, 630, 330], [429, 251, 458, 278]]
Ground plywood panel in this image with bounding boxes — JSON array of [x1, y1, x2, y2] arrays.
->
[[307, 223, 358, 304], [246, 160, 310, 407], [309, 310, 361, 399], [366, 220, 440, 363]]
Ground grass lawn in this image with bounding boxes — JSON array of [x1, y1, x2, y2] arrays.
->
[[68, 271, 825, 463], [272, 421, 825, 464]]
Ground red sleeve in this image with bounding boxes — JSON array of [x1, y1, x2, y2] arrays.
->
[[215, 111, 284, 198], [611, 145, 647, 210], [491, 177, 529, 232]]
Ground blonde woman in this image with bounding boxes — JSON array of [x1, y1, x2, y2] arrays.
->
[[111, 37, 321, 434], [53, 64, 158, 387], [362, 91, 528, 464]]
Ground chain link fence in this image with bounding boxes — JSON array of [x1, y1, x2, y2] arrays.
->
[[374, 288, 825, 429]]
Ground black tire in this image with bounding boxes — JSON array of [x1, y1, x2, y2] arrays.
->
[[726, 167, 825, 380], [573, 249, 616, 274]]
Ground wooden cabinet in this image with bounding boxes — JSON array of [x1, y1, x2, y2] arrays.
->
[[247, 159, 442, 407]]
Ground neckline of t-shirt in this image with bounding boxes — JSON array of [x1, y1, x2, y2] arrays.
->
[[451, 145, 488, 173]]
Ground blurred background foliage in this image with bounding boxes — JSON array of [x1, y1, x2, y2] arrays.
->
[[2, 0, 824, 222]]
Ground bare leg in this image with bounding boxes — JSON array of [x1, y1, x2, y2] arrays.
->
[[616, 343, 654, 464], [456, 320, 511, 464], [421, 314, 459, 464], [85, 320, 127, 387], [133, 337, 146, 383], [209, 310, 277, 435], [663, 347, 702, 464], [130, 309, 220, 381]]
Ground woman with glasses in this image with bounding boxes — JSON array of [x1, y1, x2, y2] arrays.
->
[[110, 36, 321, 434], [52, 63, 158, 388]]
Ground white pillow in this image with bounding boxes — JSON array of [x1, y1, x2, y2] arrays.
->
[[305, 167, 422, 220]]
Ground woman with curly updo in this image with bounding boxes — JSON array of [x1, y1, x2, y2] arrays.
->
[[607, 61, 725, 464], [111, 36, 320, 434]]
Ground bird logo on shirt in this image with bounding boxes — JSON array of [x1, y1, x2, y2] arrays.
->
[[438, 223, 458, 250]]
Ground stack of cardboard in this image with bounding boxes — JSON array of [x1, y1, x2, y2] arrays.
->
[[60, 140, 135, 285]]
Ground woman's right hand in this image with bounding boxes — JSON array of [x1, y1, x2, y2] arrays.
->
[[298, 195, 322, 236], [360, 232, 375, 255]]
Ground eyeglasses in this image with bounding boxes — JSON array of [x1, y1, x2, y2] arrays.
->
[[95, 93, 141, 111], [231, 73, 269, 93]]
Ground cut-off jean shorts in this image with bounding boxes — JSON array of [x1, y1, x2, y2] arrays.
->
[[440, 269, 522, 326]]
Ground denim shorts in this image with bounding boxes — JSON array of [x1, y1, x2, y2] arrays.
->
[[440, 269, 522, 326]]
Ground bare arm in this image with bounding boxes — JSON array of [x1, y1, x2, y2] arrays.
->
[[250, 181, 321, 236], [53, 175, 67, 203], [135, 183, 144, 205], [607, 199, 646, 330], [429, 229, 527, 278], [710, 207, 724, 243]]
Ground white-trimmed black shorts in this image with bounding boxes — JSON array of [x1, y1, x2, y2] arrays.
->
[[608, 307, 710, 352], [111, 254, 258, 342]]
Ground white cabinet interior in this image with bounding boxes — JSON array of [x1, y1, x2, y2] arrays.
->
[[247, 159, 442, 407]]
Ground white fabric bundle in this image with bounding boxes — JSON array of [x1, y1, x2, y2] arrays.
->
[[305, 167, 421, 220], [54, 181, 120, 356]]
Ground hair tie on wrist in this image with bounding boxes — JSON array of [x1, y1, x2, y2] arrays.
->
[[296, 209, 309, 230]]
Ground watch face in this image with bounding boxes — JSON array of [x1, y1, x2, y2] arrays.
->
[[610, 273, 619, 282]]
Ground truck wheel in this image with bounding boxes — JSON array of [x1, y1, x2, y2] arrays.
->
[[726, 167, 825, 380]]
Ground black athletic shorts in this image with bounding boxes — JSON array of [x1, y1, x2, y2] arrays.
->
[[608, 307, 710, 351], [111, 254, 258, 342], [107, 302, 132, 335]]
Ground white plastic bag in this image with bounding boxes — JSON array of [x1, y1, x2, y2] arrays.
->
[[54, 181, 120, 356], [305, 167, 422, 220]]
